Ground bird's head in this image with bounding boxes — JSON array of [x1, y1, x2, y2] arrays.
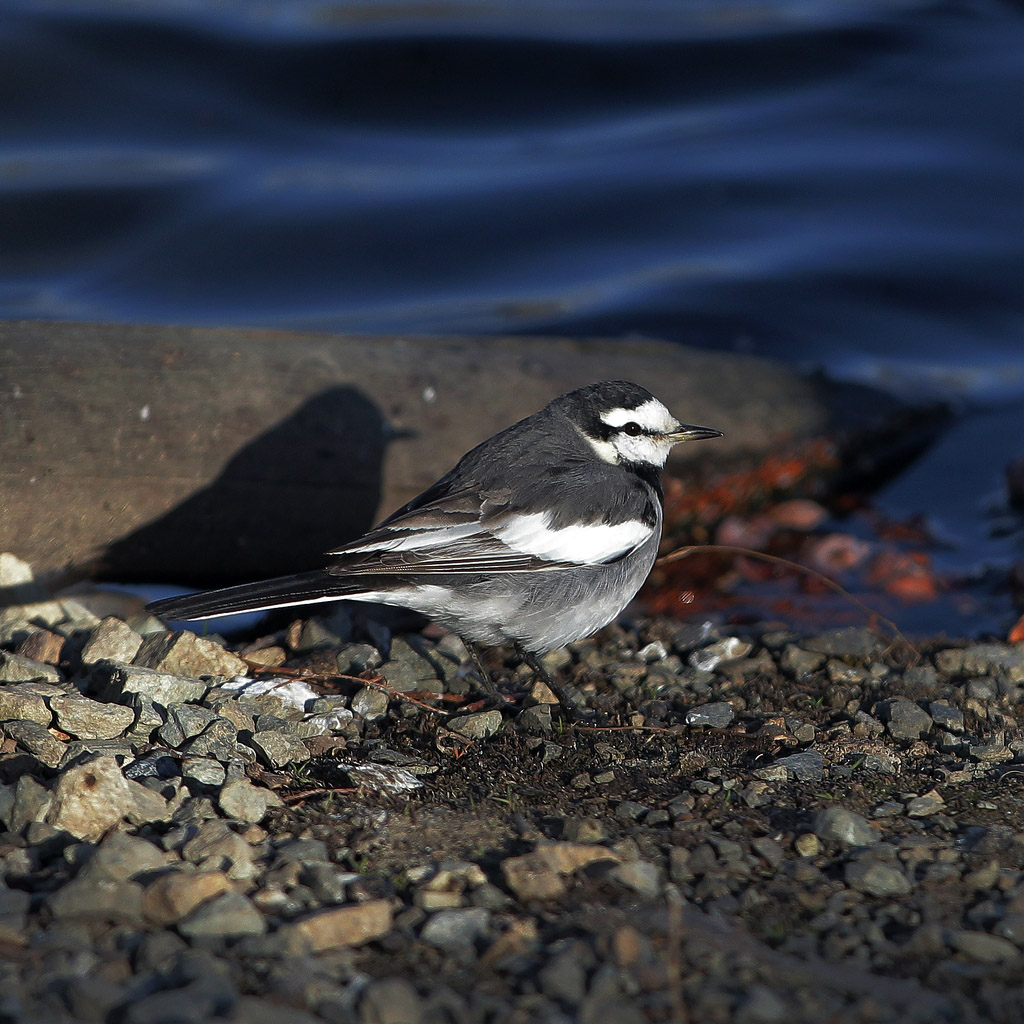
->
[[558, 380, 722, 470]]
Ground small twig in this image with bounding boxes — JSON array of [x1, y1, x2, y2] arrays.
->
[[656, 543, 919, 660], [283, 786, 357, 807], [361, 675, 453, 716], [242, 658, 456, 716]]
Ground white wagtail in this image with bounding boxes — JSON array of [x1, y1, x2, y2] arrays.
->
[[147, 381, 722, 709]]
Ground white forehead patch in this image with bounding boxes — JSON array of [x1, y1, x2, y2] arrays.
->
[[601, 398, 677, 434]]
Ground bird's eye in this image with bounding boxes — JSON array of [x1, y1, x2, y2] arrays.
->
[[622, 422, 643, 437]]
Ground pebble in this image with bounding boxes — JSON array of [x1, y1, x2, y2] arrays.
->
[[134, 630, 247, 679], [689, 637, 752, 672], [803, 628, 881, 659], [45, 877, 145, 924], [218, 778, 269, 823], [352, 685, 390, 720], [182, 820, 259, 881], [811, 807, 879, 847], [50, 693, 135, 739], [96, 662, 208, 705], [47, 756, 158, 840], [0, 651, 61, 683], [281, 899, 394, 952], [5, 775, 53, 832], [905, 789, 945, 817], [609, 860, 661, 898], [844, 860, 912, 898], [876, 698, 933, 741], [79, 831, 167, 881], [420, 907, 491, 954], [177, 890, 267, 939], [246, 730, 309, 768], [379, 637, 443, 692], [770, 750, 825, 782], [358, 978, 424, 1024], [685, 701, 735, 729], [0, 683, 53, 724], [948, 929, 1020, 963], [503, 843, 620, 901], [794, 833, 821, 858], [79, 616, 144, 665], [159, 703, 219, 746], [293, 612, 352, 653], [447, 710, 503, 740], [2, 719, 67, 767], [181, 757, 227, 787], [182, 717, 241, 761], [928, 702, 964, 734], [779, 644, 824, 679], [16, 628, 65, 665]]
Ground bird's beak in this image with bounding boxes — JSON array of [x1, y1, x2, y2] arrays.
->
[[668, 422, 724, 444]]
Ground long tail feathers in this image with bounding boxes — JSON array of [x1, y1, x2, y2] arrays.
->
[[146, 571, 358, 622]]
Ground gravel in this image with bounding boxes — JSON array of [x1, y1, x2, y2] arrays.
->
[[3, 558, 1024, 1022]]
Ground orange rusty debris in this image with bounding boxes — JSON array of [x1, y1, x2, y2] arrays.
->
[[1008, 614, 1024, 644]]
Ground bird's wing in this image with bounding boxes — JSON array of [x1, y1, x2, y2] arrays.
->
[[325, 487, 651, 576]]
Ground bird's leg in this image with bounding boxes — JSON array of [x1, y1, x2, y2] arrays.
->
[[464, 641, 505, 705], [515, 645, 581, 717]]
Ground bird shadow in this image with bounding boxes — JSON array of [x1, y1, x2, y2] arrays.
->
[[100, 385, 396, 587]]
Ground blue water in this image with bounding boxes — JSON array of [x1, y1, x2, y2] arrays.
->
[[3, 0, 1024, 631]]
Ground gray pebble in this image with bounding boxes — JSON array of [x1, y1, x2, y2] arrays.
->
[[178, 890, 267, 939], [218, 778, 269, 824], [811, 807, 879, 847], [357, 978, 424, 1024], [516, 704, 553, 735], [181, 757, 227, 787], [352, 686, 390, 721], [158, 704, 219, 747], [3, 719, 66, 768], [905, 789, 945, 817], [79, 616, 143, 665], [876, 698, 933, 741], [614, 800, 648, 822], [779, 645, 825, 679], [949, 929, 1020, 963], [133, 629, 247, 679], [803, 627, 881, 659], [182, 718, 243, 761], [6, 775, 53, 833], [78, 831, 166, 881], [0, 651, 61, 684], [688, 637, 752, 672], [0, 683, 53, 725], [379, 637, 444, 693], [45, 877, 145, 924], [772, 750, 825, 782], [844, 859, 912, 898], [539, 945, 589, 1003], [685, 701, 735, 729], [96, 662, 207, 705], [339, 642, 384, 674], [610, 860, 661, 899], [420, 907, 491, 954], [447, 710, 502, 740], [293, 612, 352, 652], [246, 730, 309, 768], [49, 693, 135, 740]]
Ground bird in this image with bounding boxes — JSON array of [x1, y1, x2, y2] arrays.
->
[[146, 380, 722, 711]]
